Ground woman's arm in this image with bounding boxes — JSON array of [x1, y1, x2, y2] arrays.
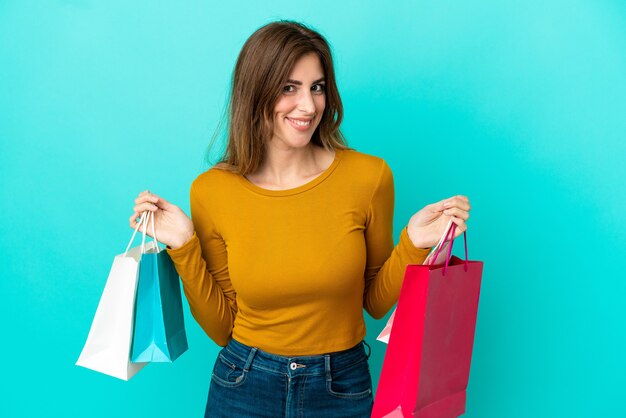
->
[[361, 161, 471, 319], [165, 181, 237, 346], [131, 187, 236, 345], [362, 161, 431, 319], [167, 232, 237, 346]]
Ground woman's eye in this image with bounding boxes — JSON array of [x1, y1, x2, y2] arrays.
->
[[282, 84, 325, 94]]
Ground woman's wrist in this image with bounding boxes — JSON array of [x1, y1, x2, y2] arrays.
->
[[406, 226, 431, 250], [168, 231, 195, 250]]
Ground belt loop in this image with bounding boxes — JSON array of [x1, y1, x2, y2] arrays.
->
[[243, 347, 258, 372], [324, 354, 331, 382], [362, 340, 371, 359]]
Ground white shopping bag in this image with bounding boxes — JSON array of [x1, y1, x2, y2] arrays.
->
[[76, 211, 156, 380], [376, 220, 454, 344]]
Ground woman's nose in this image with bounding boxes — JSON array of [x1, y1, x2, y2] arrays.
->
[[296, 90, 316, 114]]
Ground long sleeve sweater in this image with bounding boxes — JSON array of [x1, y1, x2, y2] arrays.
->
[[165, 148, 431, 356]]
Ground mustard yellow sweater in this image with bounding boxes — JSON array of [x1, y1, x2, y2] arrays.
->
[[166, 149, 431, 355]]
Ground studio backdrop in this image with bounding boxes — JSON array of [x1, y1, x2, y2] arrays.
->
[[1, 1, 624, 417]]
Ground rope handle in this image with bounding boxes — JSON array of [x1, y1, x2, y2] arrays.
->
[[123, 210, 161, 256]]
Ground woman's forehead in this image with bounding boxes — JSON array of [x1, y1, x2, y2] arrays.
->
[[288, 53, 325, 81]]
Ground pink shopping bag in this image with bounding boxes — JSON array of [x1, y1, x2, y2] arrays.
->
[[372, 225, 484, 418]]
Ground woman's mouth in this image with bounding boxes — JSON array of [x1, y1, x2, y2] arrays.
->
[[286, 117, 312, 131]]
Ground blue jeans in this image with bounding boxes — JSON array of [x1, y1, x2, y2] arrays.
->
[[204, 338, 374, 417]]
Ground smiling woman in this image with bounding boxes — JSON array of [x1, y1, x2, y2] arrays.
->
[[214, 21, 349, 176], [245, 51, 335, 190], [129, 19, 471, 418], [274, 53, 326, 140]]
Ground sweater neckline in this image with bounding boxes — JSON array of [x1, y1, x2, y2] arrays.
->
[[238, 149, 345, 197]]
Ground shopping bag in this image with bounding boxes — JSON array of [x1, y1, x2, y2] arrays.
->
[[372, 224, 484, 418], [76, 211, 154, 380], [376, 221, 455, 344], [131, 211, 188, 362]]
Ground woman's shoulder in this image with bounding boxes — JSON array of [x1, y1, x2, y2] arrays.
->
[[191, 164, 241, 193], [334, 149, 394, 197], [340, 148, 391, 177]]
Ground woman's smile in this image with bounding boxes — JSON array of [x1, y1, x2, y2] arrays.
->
[[286, 116, 313, 131]]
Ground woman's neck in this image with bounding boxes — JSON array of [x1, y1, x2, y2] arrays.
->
[[246, 142, 334, 190]]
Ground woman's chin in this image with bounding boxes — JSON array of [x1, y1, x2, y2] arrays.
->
[[269, 134, 313, 150]]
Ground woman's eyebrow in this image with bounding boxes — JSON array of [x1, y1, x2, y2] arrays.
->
[[286, 77, 326, 85]]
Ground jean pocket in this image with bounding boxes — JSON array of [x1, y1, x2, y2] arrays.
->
[[326, 358, 372, 400], [211, 352, 249, 388]]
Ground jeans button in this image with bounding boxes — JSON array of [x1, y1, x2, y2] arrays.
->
[[289, 362, 297, 370]]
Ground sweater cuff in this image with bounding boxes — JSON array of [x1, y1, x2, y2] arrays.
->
[[399, 226, 432, 263]]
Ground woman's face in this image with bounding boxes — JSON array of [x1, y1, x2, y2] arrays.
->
[[270, 52, 326, 150]]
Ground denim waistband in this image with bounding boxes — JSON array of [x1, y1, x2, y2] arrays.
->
[[222, 339, 371, 378]]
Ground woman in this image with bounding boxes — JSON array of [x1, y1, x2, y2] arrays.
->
[[130, 20, 470, 418]]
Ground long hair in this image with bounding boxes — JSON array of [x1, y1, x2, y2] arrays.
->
[[210, 20, 349, 175]]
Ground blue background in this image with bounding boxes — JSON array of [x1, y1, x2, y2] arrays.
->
[[1, 1, 624, 417]]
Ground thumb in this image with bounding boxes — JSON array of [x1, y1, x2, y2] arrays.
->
[[430, 200, 447, 213], [152, 195, 175, 211]]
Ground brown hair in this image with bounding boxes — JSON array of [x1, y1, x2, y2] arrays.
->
[[209, 20, 349, 175]]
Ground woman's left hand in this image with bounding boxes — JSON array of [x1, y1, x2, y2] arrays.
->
[[407, 195, 471, 249]]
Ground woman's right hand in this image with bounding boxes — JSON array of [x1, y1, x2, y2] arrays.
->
[[130, 190, 195, 249]]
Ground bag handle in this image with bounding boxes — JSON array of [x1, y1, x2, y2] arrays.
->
[[424, 219, 454, 265], [123, 211, 161, 256], [140, 210, 161, 254], [149, 211, 161, 254], [428, 221, 469, 275], [124, 211, 147, 256]]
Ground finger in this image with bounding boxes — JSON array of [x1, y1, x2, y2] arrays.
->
[[129, 211, 148, 228], [150, 194, 175, 211], [135, 193, 160, 205], [130, 212, 141, 228], [443, 208, 470, 221], [133, 202, 158, 214], [443, 196, 471, 211], [136, 190, 153, 199], [431, 200, 449, 212], [448, 215, 468, 238]]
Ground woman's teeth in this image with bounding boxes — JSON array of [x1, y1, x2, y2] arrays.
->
[[287, 118, 311, 126]]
